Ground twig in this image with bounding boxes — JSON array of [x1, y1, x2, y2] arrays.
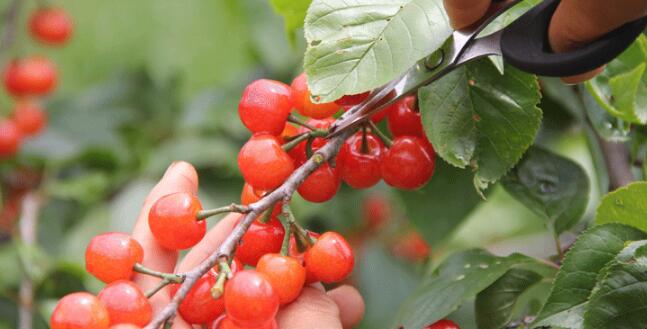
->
[[18, 192, 41, 329], [595, 135, 634, 191], [196, 204, 250, 221], [0, 0, 23, 62], [288, 113, 317, 131]]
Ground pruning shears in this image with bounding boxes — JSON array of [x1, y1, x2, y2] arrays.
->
[[327, 0, 647, 138]]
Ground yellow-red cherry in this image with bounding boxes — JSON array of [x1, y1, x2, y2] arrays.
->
[[425, 319, 460, 329], [297, 163, 341, 203], [0, 119, 21, 158], [304, 231, 354, 283], [3, 57, 57, 96], [224, 270, 279, 328], [238, 134, 294, 190], [381, 136, 436, 190], [338, 132, 384, 188], [29, 7, 73, 45], [257, 253, 306, 305], [85, 232, 144, 283], [148, 192, 205, 250], [11, 101, 47, 136], [290, 73, 340, 119], [235, 218, 285, 266], [51, 292, 110, 329], [239, 79, 292, 135], [98, 280, 152, 327]]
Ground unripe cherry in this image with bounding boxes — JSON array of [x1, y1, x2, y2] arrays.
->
[[11, 101, 47, 136], [297, 163, 340, 203], [148, 192, 205, 250], [381, 136, 436, 190], [224, 270, 279, 328], [338, 132, 384, 188], [236, 219, 285, 266], [3, 57, 57, 96], [304, 231, 354, 283], [29, 7, 74, 45], [0, 119, 21, 158], [50, 292, 110, 329], [257, 253, 306, 304], [238, 134, 294, 190], [98, 280, 152, 327], [425, 319, 460, 329], [85, 232, 144, 283], [239, 79, 292, 135], [387, 96, 424, 137], [291, 73, 340, 119]]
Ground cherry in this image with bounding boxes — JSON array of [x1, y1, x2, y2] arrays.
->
[[297, 163, 340, 203], [387, 96, 424, 137], [236, 219, 285, 266], [171, 273, 224, 324], [240, 183, 282, 219], [109, 325, 141, 329], [51, 292, 110, 329], [210, 257, 243, 279], [290, 73, 340, 119], [279, 123, 298, 144], [391, 230, 431, 262], [211, 316, 278, 329], [148, 192, 205, 250], [380, 136, 435, 190], [11, 101, 47, 136], [0, 119, 21, 158], [239, 79, 292, 135], [289, 117, 334, 166], [362, 194, 391, 231], [425, 319, 460, 329], [85, 232, 144, 283], [257, 253, 306, 304], [335, 92, 369, 108], [238, 134, 294, 190], [338, 131, 384, 188], [3, 57, 57, 96], [98, 280, 152, 327], [287, 231, 321, 283], [304, 231, 354, 283], [224, 270, 279, 328], [29, 7, 73, 45]]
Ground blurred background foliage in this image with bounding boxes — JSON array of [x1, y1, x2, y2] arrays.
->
[[0, 1, 604, 328]]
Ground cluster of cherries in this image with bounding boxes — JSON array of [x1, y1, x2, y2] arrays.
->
[[0, 7, 73, 158]]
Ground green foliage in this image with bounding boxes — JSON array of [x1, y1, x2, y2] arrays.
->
[[269, 0, 311, 45], [502, 147, 590, 234], [595, 182, 647, 232], [418, 60, 542, 191], [303, 0, 451, 102]]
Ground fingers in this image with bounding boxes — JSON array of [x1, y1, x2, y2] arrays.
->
[[444, 0, 491, 29], [277, 287, 344, 329], [549, 0, 647, 83], [131, 162, 199, 316], [327, 285, 365, 329]]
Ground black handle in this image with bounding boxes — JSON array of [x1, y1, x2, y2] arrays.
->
[[500, 0, 647, 77]]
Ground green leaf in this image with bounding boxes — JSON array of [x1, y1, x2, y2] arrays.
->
[[304, 0, 451, 102], [580, 85, 630, 142], [419, 60, 542, 190], [270, 0, 311, 45], [585, 35, 647, 124], [532, 224, 647, 329], [475, 269, 544, 329], [502, 147, 590, 234], [393, 249, 549, 329], [595, 182, 647, 233]]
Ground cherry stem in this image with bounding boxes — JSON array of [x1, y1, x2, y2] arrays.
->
[[361, 125, 369, 154], [145, 278, 173, 299], [288, 113, 317, 131], [368, 121, 392, 147], [196, 204, 250, 221], [134, 263, 185, 284], [279, 201, 294, 256], [210, 261, 231, 299], [258, 204, 275, 224], [292, 221, 316, 253]]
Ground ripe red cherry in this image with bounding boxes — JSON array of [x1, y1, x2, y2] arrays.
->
[[29, 7, 73, 45], [288, 231, 321, 284], [51, 292, 110, 329], [387, 96, 424, 137], [148, 192, 205, 250], [297, 163, 341, 203], [425, 319, 460, 329], [238, 134, 294, 190], [304, 232, 354, 283], [236, 219, 285, 266], [391, 230, 431, 262], [11, 101, 47, 136], [239, 79, 292, 135], [109, 324, 141, 329], [362, 194, 391, 231], [224, 270, 279, 328], [289, 117, 334, 166], [338, 132, 384, 188], [3, 57, 57, 96], [291, 73, 340, 119], [211, 316, 278, 329], [240, 183, 282, 219], [381, 136, 436, 190], [171, 273, 224, 324], [257, 253, 306, 304], [85, 232, 144, 283], [335, 92, 369, 108], [98, 280, 152, 327], [0, 119, 21, 158]]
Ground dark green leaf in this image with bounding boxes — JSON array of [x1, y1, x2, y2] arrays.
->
[[304, 0, 451, 102], [595, 182, 647, 233], [270, 0, 311, 45], [419, 60, 542, 191], [502, 147, 590, 234], [532, 224, 647, 328]]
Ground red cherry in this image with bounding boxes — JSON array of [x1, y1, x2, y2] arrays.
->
[[148, 192, 205, 250], [362, 194, 391, 231], [85, 232, 144, 283], [387, 96, 424, 137], [171, 273, 224, 324], [257, 253, 306, 305], [380, 136, 436, 190], [289, 117, 334, 166], [109, 325, 141, 329], [3, 57, 57, 96], [98, 280, 152, 327], [425, 319, 460, 329], [236, 219, 285, 266], [287, 231, 321, 284], [304, 232, 354, 283], [391, 230, 431, 262], [211, 316, 278, 329], [290, 73, 340, 119], [224, 270, 279, 328], [297, 163, 340, 203], [239, 79, 292, 135], [240, 183, 282, 219], [279, 123, 298, 144], [29, 7, 73, 45], [238, 134, 294, 190], [338, 132, 384, 188], [11, 101, 47, 136], [335, 92, 370, 107], [51, 292, 110, 329], [209, 257, 243, 279], [0, 119, 21, 158]]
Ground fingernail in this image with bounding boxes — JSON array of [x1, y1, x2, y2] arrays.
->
[[164, 161, 181, 177]]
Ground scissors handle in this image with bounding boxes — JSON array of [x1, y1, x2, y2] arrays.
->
[[501, 0, 647, 77]]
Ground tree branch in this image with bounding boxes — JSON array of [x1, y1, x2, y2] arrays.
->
[[595, 135, 634, 191], [18, 192, 41, 329]]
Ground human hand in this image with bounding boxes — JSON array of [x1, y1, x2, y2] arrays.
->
[[443, 0, 647, 83], [130, 161, 365, 328]]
